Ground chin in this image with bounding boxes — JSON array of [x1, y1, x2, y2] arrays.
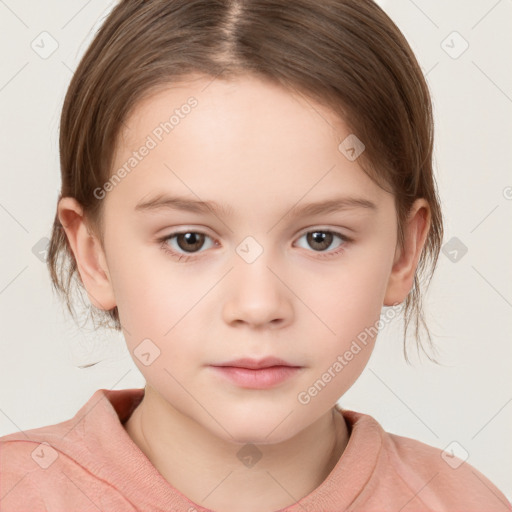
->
[[223, 427, 295, 446], [205, 410, 302, 446]]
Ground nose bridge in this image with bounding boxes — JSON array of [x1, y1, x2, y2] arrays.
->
[[222, 235, 293, 327], [233, 235, 282, 297]]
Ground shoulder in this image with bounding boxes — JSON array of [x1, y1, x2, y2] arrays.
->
[[0, 431, 61, 510], [0, 406, 85, 477], [0, 424, 134, 512], [384, 427, 511, 510], [0, 388, 143, 511], [0, 426, 63, 475], [340, 409, 511, 511]]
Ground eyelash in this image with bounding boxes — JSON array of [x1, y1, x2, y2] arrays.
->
[[158, 228, 351, 263]]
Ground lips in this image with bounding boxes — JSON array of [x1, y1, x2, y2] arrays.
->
[[211, 356, 298, 370], [209, 357, 302, 389]]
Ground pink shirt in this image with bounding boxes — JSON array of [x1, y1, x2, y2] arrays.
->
[[1, 388, 510, 511]]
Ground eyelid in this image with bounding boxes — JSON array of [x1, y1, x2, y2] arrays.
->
[[157, 225, 217, 239], [158, 224, 352, 243], [295, 224, 349, 236]]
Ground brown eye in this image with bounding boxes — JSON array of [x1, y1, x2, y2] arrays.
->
[[175, 232, 206, 253], [160, 230, 216, 260], [306, 231, 334, 251], [296, 230, 345, 252], [294, 229, 350, 260]]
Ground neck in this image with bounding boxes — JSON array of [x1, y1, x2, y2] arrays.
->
[[124, 386, 349, 512]]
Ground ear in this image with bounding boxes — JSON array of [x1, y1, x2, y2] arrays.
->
[[384, 198, 431, 306], [57, 197, 116, 311]]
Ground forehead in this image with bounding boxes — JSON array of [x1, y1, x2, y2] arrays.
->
[[105, 74, 391, 219], [118, 73, 345, 150]]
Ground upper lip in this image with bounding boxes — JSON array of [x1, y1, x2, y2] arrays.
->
[[211, 357, 300, 369]]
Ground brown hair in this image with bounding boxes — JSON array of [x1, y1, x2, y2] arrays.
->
[[47, 0, 443, 361]]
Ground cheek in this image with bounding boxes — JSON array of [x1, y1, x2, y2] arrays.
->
[[106, 243, 211, 366], [309, 247, 393, 371], [321, 254, 391, 328], [106, 235, 183, 324]]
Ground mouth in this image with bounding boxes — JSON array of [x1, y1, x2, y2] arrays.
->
[[213, 357, 298, 370], [209, 357, 303, 389]]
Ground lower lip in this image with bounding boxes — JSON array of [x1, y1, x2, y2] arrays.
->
[[210, 365, 301, 389]]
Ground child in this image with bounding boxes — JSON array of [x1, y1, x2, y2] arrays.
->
[[1, 0, 510, 510]]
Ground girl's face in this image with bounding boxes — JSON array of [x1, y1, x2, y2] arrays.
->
[[100, 74, 401, 443]]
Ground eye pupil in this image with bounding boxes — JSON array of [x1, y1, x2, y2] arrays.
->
[[307, 231, 333, 250], [177, 232, 205, 252]]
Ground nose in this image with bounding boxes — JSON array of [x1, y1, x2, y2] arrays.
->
[[222, 252, 293, 329]]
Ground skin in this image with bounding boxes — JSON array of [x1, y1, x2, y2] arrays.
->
[[58, 74, 430, 512]]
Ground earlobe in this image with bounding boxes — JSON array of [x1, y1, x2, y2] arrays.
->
[[383, 199, 431, 306], [57, 197, 116, 311]]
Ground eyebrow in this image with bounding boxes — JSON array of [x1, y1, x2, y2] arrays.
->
[[134, 193, 377, 218]]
